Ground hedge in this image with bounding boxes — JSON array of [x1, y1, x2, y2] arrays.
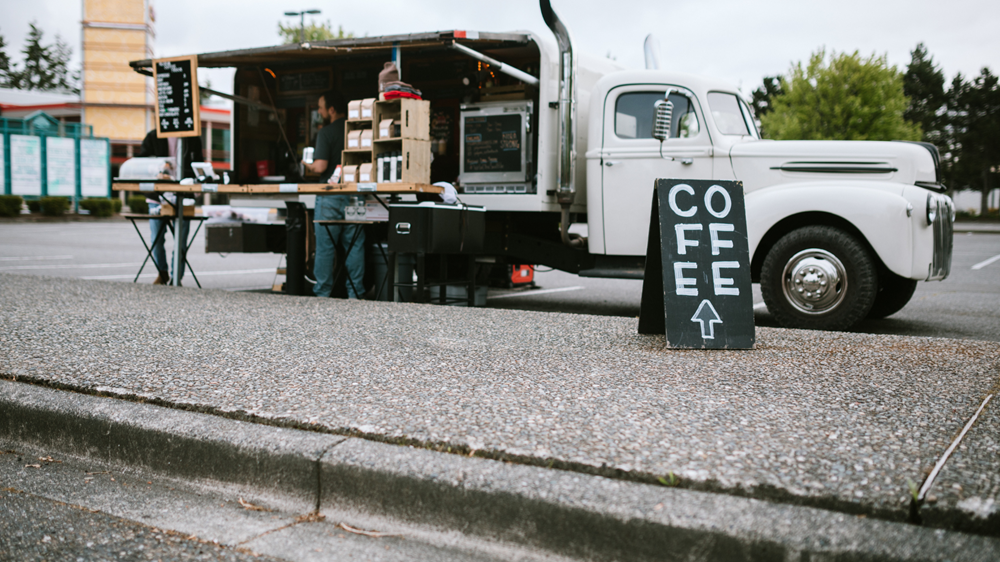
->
[[39, 197, 71, 216], [0, 195, 22, 217], [127, 196, 148, 215], [79, 198, 115, 217]]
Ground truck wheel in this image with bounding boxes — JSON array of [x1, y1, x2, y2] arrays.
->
[[760, 226, 877, 331], [867, 271, 918, 319]]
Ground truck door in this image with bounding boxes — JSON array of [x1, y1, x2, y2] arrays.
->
[[600, 86, 713, 255]]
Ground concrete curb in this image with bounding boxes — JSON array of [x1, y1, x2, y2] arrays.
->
[[2, 380, 998, 561]]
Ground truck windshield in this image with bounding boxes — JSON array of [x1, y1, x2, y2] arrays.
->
[[708, 92, 759, 138], [615, 91, 699, 139]]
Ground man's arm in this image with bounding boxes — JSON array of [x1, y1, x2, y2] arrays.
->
[[305, 159, 328, 174]]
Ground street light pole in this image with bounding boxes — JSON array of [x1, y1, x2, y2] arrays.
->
[[283, 9, 321, 44]]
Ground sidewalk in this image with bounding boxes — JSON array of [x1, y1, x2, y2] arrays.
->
[[1, 273, 997, 550], [954, 221, 1000, 234]]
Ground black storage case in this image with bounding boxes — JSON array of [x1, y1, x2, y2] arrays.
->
[[388, 202, 486, 254], [206, 223, 285, 253]]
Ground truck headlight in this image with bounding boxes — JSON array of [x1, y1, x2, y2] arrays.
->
[[926, 194, 937, 226]]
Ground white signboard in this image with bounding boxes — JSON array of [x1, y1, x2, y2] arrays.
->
[[46, 137, 76, 196], [80, 139, 109, 197], [11, 135, 42, 196], [0, 136, 5, 193]]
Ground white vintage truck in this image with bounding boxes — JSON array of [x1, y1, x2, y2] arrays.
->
[[131, 0, 953, 330]]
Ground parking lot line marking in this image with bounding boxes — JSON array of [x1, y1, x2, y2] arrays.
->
[[753, 302, 768, 311], [971, 253, 1000, 270], [487, 286, 584, 300], [81, 268, 275, 280], [0, 262, 137, 271], [0, 255, 74, 262]]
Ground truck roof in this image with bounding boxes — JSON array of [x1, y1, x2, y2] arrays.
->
[[129, 30, 535, 70]]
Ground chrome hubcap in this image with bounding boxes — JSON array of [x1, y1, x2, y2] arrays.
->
[[781, 249, 847, 314]]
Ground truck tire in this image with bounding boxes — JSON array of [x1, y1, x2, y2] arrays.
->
[[760, 226, 877, 331], [867, 270, 918, 319]]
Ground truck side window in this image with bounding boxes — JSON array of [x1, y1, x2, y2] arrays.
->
[[615, 92, 699, 140], [708, 92, 757, 137]]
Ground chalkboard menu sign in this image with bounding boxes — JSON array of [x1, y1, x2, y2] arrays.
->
[[278, 69, 331, 93], [153, 55, 201, 138], [463, 114, 522, 173]]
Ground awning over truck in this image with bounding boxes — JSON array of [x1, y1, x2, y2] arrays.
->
[[129, 31, 534, 70]]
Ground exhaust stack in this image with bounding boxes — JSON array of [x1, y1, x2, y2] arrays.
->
[[540, 0, 583, 247], [644, 34, 661, 70], [540, 0, 576, 207]]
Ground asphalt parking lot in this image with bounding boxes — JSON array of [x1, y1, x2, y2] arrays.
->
[[2, 220, 998, 341]]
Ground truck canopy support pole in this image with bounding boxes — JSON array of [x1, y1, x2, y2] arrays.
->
[[448, 42, 539, 87]]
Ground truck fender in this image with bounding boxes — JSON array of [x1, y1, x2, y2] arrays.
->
[[746, 182, 915, 279]]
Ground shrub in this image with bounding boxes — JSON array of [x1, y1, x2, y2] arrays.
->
[[0, 195, 23, 217], [112, 198, 123, 214], [127, 196, 148, 215], [79, 198, 114, 217], [27, 199, 41, 213], [39, 197, 71, 217]]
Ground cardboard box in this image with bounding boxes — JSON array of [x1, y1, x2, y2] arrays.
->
[[342, 165, 357, 183], [379, 119, 399, 139], [347, 99, 362, 120], [358, 163, 373, 183], [161, 203, 195, 217], [347, 130, 362, 149], [360, 129, 372, 148], [360, 98, 375, 119]]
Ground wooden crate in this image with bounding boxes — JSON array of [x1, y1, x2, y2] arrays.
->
[[374, 98, 429, 140], [371, 139, 431, 184]]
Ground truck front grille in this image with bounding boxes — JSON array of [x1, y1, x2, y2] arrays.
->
[[929, 196, 953, 281]]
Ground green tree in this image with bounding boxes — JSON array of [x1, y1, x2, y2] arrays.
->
[[278, 19, 353, 45], [760, 48, 921, 141], [6, 23, 78, 93], [947, 69, 1000, 216]]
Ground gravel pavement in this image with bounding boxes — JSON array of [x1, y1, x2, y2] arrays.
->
[[1, 273, 998, 533]]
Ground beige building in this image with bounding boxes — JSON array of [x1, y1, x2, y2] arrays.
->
[[81, 0, 155, 161]]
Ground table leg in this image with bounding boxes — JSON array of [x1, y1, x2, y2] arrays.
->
[[129, 217, 164, 283], [172, 197, 183, 287], [182, 219, 204, 288]]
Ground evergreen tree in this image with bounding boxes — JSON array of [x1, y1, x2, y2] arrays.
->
[[0, 30, 12, 87], [903, 43, 947, 147], [750, 76, 783, 138], [6, 22, 78, 93], [15, 23, 54, 90], [948, 69, 1000, 216], [49, 34, 78, 93], [760, 48, 922, 142]]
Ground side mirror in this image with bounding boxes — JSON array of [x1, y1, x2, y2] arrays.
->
[[653, 95, 674, 141]]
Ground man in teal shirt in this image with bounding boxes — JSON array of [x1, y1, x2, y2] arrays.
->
[[304, 90, 364, 298]]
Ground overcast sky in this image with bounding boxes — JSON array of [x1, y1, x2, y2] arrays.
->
[[3, 0, 998, 97]]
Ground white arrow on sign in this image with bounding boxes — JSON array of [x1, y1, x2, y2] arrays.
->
[[690, 299, 723, 339]]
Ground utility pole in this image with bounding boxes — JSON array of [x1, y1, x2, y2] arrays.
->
[[283, 9, 321, 44]]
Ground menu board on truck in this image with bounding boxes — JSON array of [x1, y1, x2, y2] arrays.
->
[[153, 55, 201, 138], [11, 135, 41, 196], [46, 137, 76, 196], [81, 139, 110, 197]]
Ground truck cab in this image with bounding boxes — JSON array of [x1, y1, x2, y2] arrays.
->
[[583, 70, 954, 329]]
